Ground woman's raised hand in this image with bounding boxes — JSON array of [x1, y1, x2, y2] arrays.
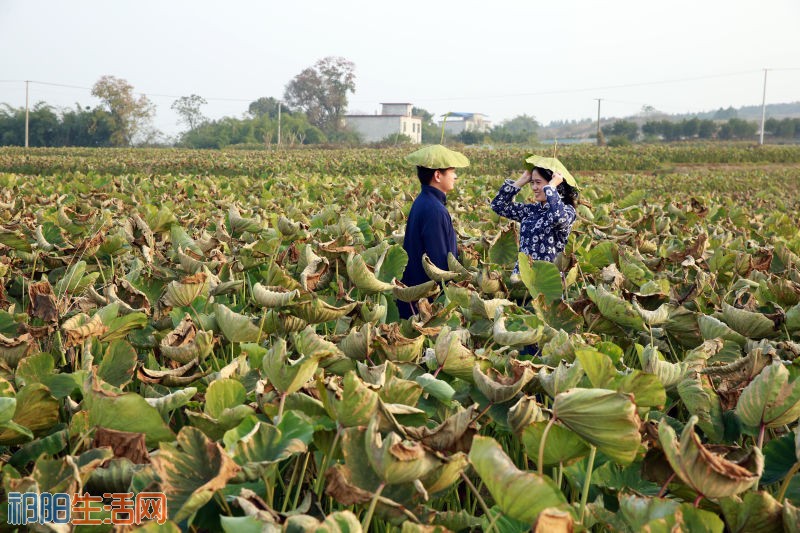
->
[[513, 170, 532, 188], [549, 171, 564, 188]]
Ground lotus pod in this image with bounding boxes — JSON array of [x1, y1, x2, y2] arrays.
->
[[537, 361, 585, 398], [289, 297, 356, 324], [640, 344, 688, 390], [318, 371, 379, 427], [447, 252, 474, 281], [507, 395, 547, 434], [553, 388, 642, 464], [162, 272, 209, 308], [376, 328, 426, 363], [0, 333, 33, 368], [658, 416, 762, 498], [338, 324, 372, 360], [469, 292, 514, 319], [277, 215, 301, 237], [62, 313, 108, 348], [261, 338, 319, 395], [421, 253, 461, 282], [434, 327, 484, 382], [292, 326, 344, 360], [365, 417, 438, 485], [215, 304, 261, 343], [476, 269, 503, 295], [228, 204, 262, 235], [473, 364, 534, 404], [735, 361, 800, 429], [159, 314, 214, 364], [392, 280, 440, 303], [346, 253, 395, 293], [492, 310, 543, 346], [252, 283, 299, 308]]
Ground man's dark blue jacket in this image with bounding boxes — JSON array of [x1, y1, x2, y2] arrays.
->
[[398, 185, 457, 318]]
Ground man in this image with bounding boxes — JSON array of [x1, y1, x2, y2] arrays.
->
[[398, 145, 470, 319]]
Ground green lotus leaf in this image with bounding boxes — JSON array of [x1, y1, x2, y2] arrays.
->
[[735, 360, 800, 429], [204, 378, 247, 419], [785, 303, 800, 333], [403, 404, 477, 453], [318, 371, 379, 427], [719, 303, 777, 339], [488, 226, 518, 266], [420, 452, 470, 495], [144, 387, 198, 417], [473, 364, 534, 404], [228, 204, 262, 235], [365, 416, 438, 485], [469, 292, 513, 320], [215, 303, 261, 343], [447, 252, 474, 281], [290, 297, 357, 324], [634, 278, 671, 297], [232, 411, 314, 480], [491, 311, 543, 347], [507, 395, 547, 434], [293, 325, 345, 360], [101, 311, 148, 343], [518, 253, 563, 303], [537, 361, 585, 398], [32, 447, 114, 495], [347, 253, 395, 293], [468, 435, 566, 524], [262, 338, 319, 395], [263, 310, 308, 335], [187, 404, 255, 441], [638, 344, 688, 390], [434, 327, 484, 382], [0, 382, 59, 445], [277, 214, 301, 236], [521, 420, 591, 467], [393, 279, 440, 303], [159, 314, 214, 364], [586, 285, 644, 330], [97, 339, 137, 388], [0, 333, 33, 368], [698, 314, 748, 346], [54, 260, 98, 297], [422, 253, 462, 282], [540, 329, 578, 365], [252, 283, 299, 308], [719, 491, 783, 533], [0, 228, 32, 252], [414, 372, 456, 403], [784, 501, 800, 533], [574, 346, 616, 388], [170, 224, 202, 255], [338, 323, 373, 360], [162, 272, 209, 308], [151, 426, 241, 522], [553, 388, 641, 465], [360, 301, 386, 323], [658, 416, 762, 499]]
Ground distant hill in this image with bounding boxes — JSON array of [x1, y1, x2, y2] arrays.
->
[[542, 101, 800, 139]]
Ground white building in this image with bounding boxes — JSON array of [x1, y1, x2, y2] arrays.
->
[[439, 112, 492, 135], [344, 103, 423, 143]]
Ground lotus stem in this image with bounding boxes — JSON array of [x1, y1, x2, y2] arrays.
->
[[470, 402, 494, 426], [657, 472, 676, 498], [460, 472, 493, 525], [292, 452, 311, 511], [778, 461, 800, 503], [361, 482, 385, 532], [315, 426, 342, 497], [579, 445, 597, 524], [282, 454, 302, 513], [757, 423, 766, 449], [276, 392, 287, 423], [693, 493, 704, 508], [538, 416, 556, 474], [557, 461, 563, 488], [215, 490, 233, 516]]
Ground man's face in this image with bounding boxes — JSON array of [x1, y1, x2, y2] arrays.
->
[[433, 168, 457, 193]]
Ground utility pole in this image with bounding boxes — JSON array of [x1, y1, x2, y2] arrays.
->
[[277, 101, 282, 146], [759, 69, 768, 146], [25, 81, 30, 148], [595, 98, 603, 146]]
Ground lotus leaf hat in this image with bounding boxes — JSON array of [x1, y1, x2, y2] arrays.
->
[[525, 154, 578, 188], [405, 144, 470, 169]]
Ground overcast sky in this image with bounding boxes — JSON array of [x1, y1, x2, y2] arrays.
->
[[1, 0, 798, 138]]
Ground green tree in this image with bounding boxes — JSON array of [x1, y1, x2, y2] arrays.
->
[[490, 114, 539, 143], [91, 75, 155, 146], [248, 97, 292, 119], [697, 119, 717, 139], [412, 106, 442, 143], [602, 120, 638, 141], [284, 56, 355, 133], [171, 94, 207, 132]]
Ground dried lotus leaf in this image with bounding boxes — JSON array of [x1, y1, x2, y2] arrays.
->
[[159, 314, 214, 364], [252, 283, 299, 308], [346, 253, 395, 293], [421, 253, 462, 282], [392, 280, 440, 303]]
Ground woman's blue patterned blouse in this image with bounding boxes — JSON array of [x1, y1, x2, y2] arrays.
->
[[491, 180, 577, 272]]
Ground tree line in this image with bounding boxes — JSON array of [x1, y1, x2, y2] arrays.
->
[[600, 117, 800, 146]]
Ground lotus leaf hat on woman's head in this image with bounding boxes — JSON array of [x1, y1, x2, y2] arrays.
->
[[405, 145, 470, 169], [525, 154, 579, 188]]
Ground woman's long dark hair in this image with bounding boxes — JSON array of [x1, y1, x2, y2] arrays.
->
[[533, 166, 579, 208]]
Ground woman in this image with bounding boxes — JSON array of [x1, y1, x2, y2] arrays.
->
[[490, 165, 578, 275]]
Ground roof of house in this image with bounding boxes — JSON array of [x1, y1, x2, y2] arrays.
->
[[344, 114, 421, 118], [380, 102, 414, 105], [444, 112, 488, 119]]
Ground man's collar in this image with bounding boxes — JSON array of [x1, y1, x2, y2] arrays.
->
[[422, 185, 447, 205]]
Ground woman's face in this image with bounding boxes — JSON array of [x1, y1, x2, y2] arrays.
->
[[530, 169, 549, 203]]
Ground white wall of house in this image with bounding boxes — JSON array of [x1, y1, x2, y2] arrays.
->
[[381, 103, 413, 116], [345, 114, 422, 143], [440, 114, 492, 135]]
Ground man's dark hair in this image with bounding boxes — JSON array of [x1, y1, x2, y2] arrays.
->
[[532, 166, 579, 208], [417, 166, 450, 186]]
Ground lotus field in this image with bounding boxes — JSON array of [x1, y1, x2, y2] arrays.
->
[[1, 144, 800, 532]]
